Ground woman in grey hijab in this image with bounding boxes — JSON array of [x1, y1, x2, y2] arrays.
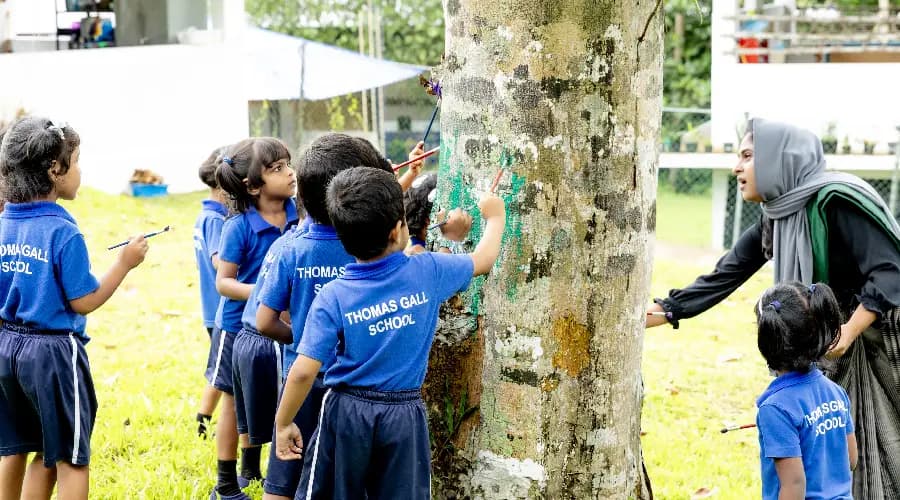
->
[[647, 118, 900, 499]]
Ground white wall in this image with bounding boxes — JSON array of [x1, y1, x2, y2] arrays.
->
[[711, 0, 900, 151], [0, 43, 249, 193]]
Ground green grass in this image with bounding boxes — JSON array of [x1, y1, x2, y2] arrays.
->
[[656, 185, 713, 248], [30, 187, 763, 498]]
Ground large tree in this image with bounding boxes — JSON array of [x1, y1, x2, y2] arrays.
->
[[423, 0, 663, 498]]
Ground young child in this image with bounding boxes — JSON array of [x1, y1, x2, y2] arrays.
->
[[0, 117, 148, 499], [254, 133, 408, 500], [403, 172, 471, 255], [194, 146, 229, 439], [273, 166, 505, 498], [210, 137, 299, 500], [755, 281, 858, 500]]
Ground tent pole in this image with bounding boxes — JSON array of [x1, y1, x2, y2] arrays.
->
[[358, 10, 369, 132]]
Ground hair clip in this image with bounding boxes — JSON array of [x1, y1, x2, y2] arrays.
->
[[47, 120, 66, 141], [808, 284, 817, 294], [222, 156, 234, 166], [758, 299, 782, 314], [427, 188, 437, 203]]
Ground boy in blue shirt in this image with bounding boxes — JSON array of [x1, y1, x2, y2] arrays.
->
[[194, 146, 229, 439], [273, 166, 506, 499], [256, 133, 432, 500], [755, 282, 857, 500]]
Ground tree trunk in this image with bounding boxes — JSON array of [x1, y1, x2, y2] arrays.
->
[[424, 1, 662, 498]]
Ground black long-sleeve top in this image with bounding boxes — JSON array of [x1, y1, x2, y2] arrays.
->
[[658, 198, 900, 324]]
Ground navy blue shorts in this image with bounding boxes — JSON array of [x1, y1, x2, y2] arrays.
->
[[209, 328, 236, 395], [204, 326, 219, 382], [0, 324, 97, 467], [265, 374, 326, 497], [232, 327, 282, 445], [296, 388, 430, 500]]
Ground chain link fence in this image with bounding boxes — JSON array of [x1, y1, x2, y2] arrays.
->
[[658, 168, 900, 249]]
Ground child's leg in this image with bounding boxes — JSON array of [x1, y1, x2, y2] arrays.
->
[[214, 394, 242, 496], [200, 386, 223, 417], [55, 463, 88, 500], [0, 454, 27, 500], [236, 333, 280, 482], [21, 454, 56, 500], [198, 327, 225, 438]]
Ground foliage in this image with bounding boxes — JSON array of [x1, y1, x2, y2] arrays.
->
[[245, 0, 444, 67], [662, 0, 711, 147]]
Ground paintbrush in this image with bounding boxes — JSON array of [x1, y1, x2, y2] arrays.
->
[[107, 225, 171, 250], [720, 424, 756, 434], [393, 147, 440, 172]]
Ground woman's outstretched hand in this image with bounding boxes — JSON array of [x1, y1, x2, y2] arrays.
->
[[645, 303, 669, 328]]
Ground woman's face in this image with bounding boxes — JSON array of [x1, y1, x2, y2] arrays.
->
[[733, 133, 762, 202]]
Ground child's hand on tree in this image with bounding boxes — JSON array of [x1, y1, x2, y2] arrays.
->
[[478, 193, 505, 220], [438, 208, 473, 241]]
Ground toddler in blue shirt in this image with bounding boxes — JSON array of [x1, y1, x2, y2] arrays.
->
[[755, 282, 857, 500], [273, 166, 505, 499], [209, 137, 298, 500], [0, 117, 148, 500], [193, 146, 230, 439]]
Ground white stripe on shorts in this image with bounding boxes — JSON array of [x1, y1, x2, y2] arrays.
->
[[274, 341, 283, 396], [68, 334, 81, 464], [211, 330, 228, 384], [305, 389, 332, 500]]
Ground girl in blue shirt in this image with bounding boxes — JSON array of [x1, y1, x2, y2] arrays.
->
[[0, 117, 148, 500], [210, 137, 298, 500], [755, 281, 857, 500]]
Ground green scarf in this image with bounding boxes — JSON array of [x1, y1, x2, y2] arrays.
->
[[807, 184, 900, 282]]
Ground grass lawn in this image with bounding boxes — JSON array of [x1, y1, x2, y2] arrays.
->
[[656, 185, 713, 249], [23, 187, 766, 498]]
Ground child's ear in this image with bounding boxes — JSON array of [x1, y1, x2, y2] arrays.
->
[[244, 178, 261, 196], [388, 219, 404, 243], [47, 160, 62, 179]]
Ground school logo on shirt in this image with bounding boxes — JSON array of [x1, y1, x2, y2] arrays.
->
[[0, 243, 50, 275], [343, 292, 429, 336], [192, 227, 204, 251], [804, 400, 850, 436], [296, 266, 345, 294]]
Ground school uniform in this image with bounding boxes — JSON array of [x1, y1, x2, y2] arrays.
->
[[757, 367, 854, 500], [296, 250, 473, 500], [256, 222, 352, 498], [209, 199, 298, 396], [194, 199, 227, 381], [232, 227, 295, 445], [0, 202, 100, 466]]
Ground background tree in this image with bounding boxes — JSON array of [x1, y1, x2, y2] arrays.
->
[[423, 0, 662, 497]]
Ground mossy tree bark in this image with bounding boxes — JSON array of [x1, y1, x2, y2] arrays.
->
[[424, 1, 663, 498]]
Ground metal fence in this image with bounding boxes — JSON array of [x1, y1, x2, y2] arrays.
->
[[658, 168, 900, 249]]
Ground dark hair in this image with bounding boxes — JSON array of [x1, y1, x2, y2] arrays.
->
[[404, 173, 437, 236], [199, 145, 228, 189], [0, 116, 80, 203], [755, 281, 842, 372], [297, 134, 394, 226], [215, 137, 291, 214], [327, 166, 405, 260]]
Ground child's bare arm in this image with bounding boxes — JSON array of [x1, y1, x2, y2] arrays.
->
[[848, 432, 858, 471], [70, 235, 147, 315], [216, 261, 253, 300], [470, 194, 506, 276], [274, 355, 322, 460], [256, 304, 292, 344], [774, 457, 805, 500], [397, 141, 425, 192]]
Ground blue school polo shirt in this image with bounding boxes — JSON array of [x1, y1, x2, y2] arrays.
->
[[240, 226, 296, 330], [258, 222, 352, 378], [193, 199, 227, 328], [217, 199, 298, 334], [756, 367, 853, 500], [0, 202, 99, 337], [298, 250, 473, 390]]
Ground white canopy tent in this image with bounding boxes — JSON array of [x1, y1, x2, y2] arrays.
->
[[0, 28, 425, 193]]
